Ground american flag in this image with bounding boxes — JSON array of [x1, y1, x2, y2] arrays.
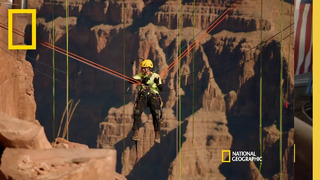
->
[[294, 0, 312, 75]]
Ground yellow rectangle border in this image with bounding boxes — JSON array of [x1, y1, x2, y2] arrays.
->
[[8, 9, 36, 50], [222, 150, 231, 163], [313, 0, 319, 179]]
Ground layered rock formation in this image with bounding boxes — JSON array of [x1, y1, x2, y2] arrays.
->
[[6, 0, 296, 179], [0, 112, 124, 180], [0, 6, 36, 122], [0, 4, 125, 179], [97, 1, 294, 179], [0, 112, 52, 149], [1, 148, 125, 180]]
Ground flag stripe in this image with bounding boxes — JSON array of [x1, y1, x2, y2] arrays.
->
[[297, 4, 308, 74], [299, 4, 312, 74], [303, 19, 312, 73], [294, 0, 302, 74], [294, 0, 313, 75], [294, 4, 305, 74], [305, 4, 312, 73]]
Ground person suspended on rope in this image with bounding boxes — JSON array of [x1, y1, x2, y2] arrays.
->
[[130, 59, 163, 143]]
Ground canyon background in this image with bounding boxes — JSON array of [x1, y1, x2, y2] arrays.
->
[[0, 0, 294, 179]]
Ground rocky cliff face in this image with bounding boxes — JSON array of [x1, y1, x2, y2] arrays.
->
[[0, 4, 125, 179], [1, 148, 125, 180], [0, 6, 36, 122], [20, 0, 294, 179]]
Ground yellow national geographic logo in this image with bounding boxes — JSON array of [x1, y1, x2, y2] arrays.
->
[[222, 150, 262, 163], [8, 9, 37, 50], [222, 150, 231, 163]]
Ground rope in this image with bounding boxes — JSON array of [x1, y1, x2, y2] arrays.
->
[[170, 23, 293, 80], [0, 38, 65, 74], [168, 32, 294, 92], [52, 2, 56, 140], [0, 23, 140, 85], [122, 0, 127, 170], [259, 0, 263, 172], [119, 31, 293, 100], [178, 0, 182, 179], [279, 0, 284, 179], [286, 0, 294, 104], [154, 1, 238, 73], [159, 0, 243, 79], [118, 31, 294, 95], [175, 0, 179, 177], [0, 45, 61, 82], [0, 0, 244, 86], [140, 23, 293, 86], [192, 0, 196, 147], [66, 0, 70, 141], [165, 0, 243, 77]]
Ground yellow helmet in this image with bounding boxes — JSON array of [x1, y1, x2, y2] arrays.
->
[[141, 59, 153, 68]]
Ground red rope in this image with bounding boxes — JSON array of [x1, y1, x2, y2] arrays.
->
[[1, 0, 242, 83], [0, 23, 140, 85], [159, 0, 243, 78]]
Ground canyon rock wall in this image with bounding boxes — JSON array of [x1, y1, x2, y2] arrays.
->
[[0, 4, 125, 180], [0, 5, 36, 122], [19, 0, 295, 179]]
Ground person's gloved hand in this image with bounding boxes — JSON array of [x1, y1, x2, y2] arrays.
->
[[141, 77, 150, 85], [154, 77, 159, 85]]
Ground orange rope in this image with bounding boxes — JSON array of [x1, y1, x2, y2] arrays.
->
[[1, 0, 242, 83], [159, 0, 243, 78], [0, 23, 140, 85]]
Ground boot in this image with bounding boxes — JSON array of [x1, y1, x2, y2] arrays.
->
[[154, 130, 161, 143], [131, 130, 140, 141]]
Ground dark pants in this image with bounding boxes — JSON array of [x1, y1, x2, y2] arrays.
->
[[132, 92, 161, 131]]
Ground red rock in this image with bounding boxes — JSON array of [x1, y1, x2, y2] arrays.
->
[[0, 5, 36, 122], [0, 0, 295, 179], [0, 148, 126, 180], [0, 112, 52, 149], [52, 138, 89, 149]]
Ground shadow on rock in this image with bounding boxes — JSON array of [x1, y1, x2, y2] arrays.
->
[[114, 121, 187, 180]]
